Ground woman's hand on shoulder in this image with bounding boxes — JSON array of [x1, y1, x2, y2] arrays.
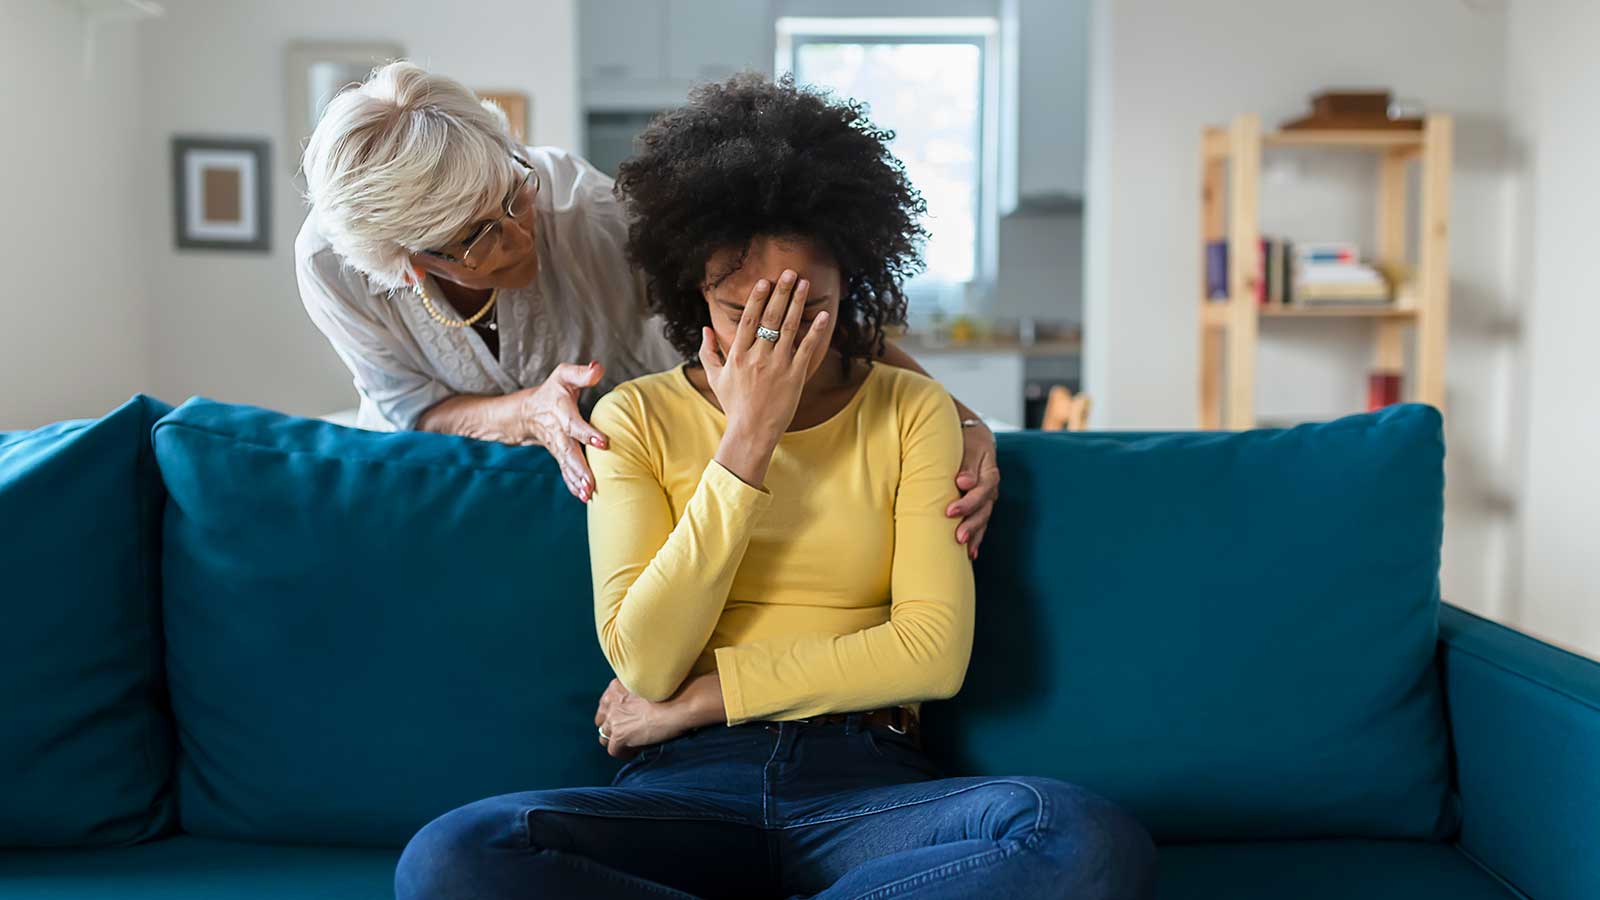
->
[[515, 361, 611, 502], [594, 674, 725, 759], [947, 419, 999, 561]]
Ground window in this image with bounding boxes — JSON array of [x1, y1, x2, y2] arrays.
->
[[778, 17, 999, 315]]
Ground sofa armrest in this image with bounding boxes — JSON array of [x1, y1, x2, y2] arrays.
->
[[1440, 603, 1600, 900]]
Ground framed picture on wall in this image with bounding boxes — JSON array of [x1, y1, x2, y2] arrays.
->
[[172, 137, 271, 252], [477, 90, 532, 143], [285, 41, 404, 175]]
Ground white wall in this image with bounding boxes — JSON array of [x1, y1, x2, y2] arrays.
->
[[0, 1, 150, 429], [136, 0, 581, 417], [1505, 0, 1600, 654], [1083, 0, 1521, 625]]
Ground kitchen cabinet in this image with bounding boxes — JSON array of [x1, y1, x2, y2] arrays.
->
[[580, 0, 773, 110], [579, 0, 668, 87], [665, 0, 772, 84]]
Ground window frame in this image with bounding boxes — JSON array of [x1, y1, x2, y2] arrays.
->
[[776, 16, 1001, 317]]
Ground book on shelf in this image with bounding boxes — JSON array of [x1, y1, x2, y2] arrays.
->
[[1297, 284, 1392, 304], [1205, 240, 1227, 299], [1266, 238, 1292, 304], [1294, 242, 1360, 265]]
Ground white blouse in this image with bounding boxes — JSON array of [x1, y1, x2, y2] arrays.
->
[[296, 146, 680, 432]]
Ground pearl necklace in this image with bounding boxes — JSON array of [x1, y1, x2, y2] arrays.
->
[[416, 278, 498, 329]]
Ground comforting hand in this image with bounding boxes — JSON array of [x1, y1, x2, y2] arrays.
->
[[701, 270, 831, 488], [516, 361, 610, 502], [947, 421, 999, 560], [594, 675, 725, 759]]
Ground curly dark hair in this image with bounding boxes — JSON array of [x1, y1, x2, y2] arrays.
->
[[614, 73, 928, 367]]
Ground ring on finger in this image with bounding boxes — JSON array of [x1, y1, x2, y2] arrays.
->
[[755, 325, 781, 343]]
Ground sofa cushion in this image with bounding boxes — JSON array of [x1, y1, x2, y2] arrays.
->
[[1159, 840, 1518, 899], [152, 399, 618, 846], [0, 837, 398, 899], [925, 404, 1456, 841], [0, 396, 175, 847]]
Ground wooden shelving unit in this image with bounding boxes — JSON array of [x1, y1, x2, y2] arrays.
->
[[1197, 113, 1453, 429]]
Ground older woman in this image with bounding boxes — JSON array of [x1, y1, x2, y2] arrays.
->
[[295, 62, 998, 556]]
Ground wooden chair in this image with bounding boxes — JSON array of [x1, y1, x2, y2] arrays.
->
[[1041, 386, 1091, 432]]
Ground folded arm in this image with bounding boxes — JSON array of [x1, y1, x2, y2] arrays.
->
[[714, 385, 976, 723], [586, 387, 771, 701]]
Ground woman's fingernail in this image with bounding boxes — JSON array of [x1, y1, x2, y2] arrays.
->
[[957, 530, 968, 543], [797, 278, 810, 292], [756, 279, 769, 291], [591, 436, 605, 447], [780, 271, 796, 285]]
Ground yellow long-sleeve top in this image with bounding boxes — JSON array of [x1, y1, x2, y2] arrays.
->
[[585, 362, 975, 725]]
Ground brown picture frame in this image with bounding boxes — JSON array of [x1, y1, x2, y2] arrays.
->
[[172, 136, 271, 253]]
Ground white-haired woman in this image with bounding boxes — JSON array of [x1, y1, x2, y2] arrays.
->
[[295, 61, 999, 557]]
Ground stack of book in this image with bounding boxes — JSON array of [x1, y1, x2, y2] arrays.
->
[[1293, 242, 1391, 305], [1204, 239, 1393, 306]]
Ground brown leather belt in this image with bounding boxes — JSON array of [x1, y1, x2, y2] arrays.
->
[[767, 707, 920, 742]]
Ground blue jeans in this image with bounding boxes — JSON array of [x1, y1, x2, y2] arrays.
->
[[396, 717, 1156, 899]]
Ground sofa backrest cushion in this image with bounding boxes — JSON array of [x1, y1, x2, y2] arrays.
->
[[0, 396, 175, 847], [924, 403, 1457, 841], [152, 397, 1455, 846], [152, 399, 617, 846]]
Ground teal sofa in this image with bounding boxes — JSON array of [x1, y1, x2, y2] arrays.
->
[[2, 395, 1596, 899]]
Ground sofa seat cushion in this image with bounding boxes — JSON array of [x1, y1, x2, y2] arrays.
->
[[0, 838, 1516, 899], [0, 837, 398, 899], [1159, 840, 1518, 899], [0, 395, 175, 847]]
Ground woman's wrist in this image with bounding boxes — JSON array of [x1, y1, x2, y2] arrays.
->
[[417, 392, 526, 444], [678, 673, 727, 728], [715, 420, 779, 487], [507, 388, 540, 444], [952, 399, 984, 427]]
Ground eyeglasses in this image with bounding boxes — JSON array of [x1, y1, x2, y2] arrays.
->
[[422, 154, 538, 270]]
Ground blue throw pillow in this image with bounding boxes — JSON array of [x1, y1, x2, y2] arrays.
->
[[925, 404, 1457, 841], [0, 396, 175, 847], [152, 399, 617, 847]]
